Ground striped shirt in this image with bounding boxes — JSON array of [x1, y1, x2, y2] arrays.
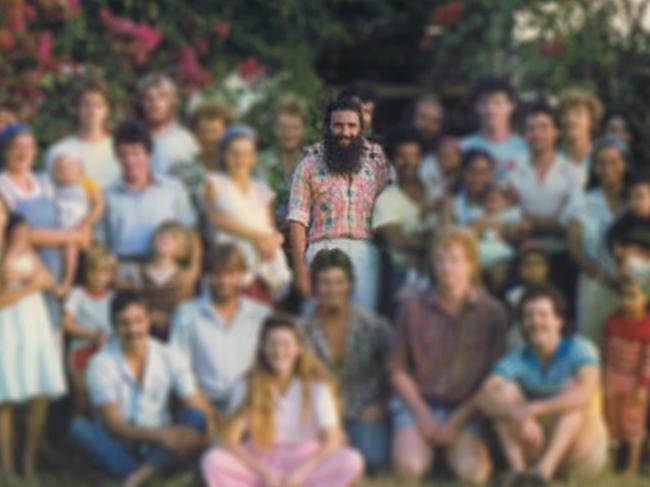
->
[[604, 311, 650, 385]]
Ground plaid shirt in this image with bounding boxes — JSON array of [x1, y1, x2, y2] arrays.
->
[[287, 139, 389, 243], [301, 305, 392, 419], [388, 287, 508, 405]]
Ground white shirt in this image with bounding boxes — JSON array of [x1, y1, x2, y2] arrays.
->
[[506, 154, 581, 216], [230, 378, 339, 445], [151, 122, 199, 175], [86, 338, 197, 428], [46, 135, 120, 188], [562, 188, 619, 274], [63, 287, 113, 352], [170, 294, 272, 401], [372, 184, 432, 267], [506, 154, 581, 252]]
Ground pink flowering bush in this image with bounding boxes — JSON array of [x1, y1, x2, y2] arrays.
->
[[0, 0, 339, 146]]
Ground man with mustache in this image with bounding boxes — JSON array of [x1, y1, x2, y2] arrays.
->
[[288, 97, 389, 311], [68, 291, 213, 487]]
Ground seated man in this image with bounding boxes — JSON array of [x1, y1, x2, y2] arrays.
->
[[389, 228, 508, 484], [68, 291, 211, 487], [170, 244, 272, 412], [479, 284, 607, 486]]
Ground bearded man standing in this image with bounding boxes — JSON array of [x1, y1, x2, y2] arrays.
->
[[288, 97, 389, 311]]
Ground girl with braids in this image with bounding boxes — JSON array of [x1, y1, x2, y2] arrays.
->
[[201, 314, 364, 487]]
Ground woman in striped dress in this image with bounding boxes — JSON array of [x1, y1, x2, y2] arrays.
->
[[0, 213, 66, 485]]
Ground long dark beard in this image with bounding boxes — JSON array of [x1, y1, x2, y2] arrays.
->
[[323, 132, 364, 175]]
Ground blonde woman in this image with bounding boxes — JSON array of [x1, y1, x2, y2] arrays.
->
[[201, 314, 364, 487]]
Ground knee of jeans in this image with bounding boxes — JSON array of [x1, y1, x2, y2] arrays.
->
[[67, 416, 95, 445], [178, 407, 207, 432]]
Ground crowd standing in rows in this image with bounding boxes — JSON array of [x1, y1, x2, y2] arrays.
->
[[0, 74, 649, 487]]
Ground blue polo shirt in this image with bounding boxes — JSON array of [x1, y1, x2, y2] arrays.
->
[[492, 335, 600, 399]]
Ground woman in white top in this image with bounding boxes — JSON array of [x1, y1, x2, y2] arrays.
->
[[202, 314, 364, 487], [566, 138, 628, 341], [202, 125, 291, 302], [45, 80, 120, 188], [0, 213, 66, 485]]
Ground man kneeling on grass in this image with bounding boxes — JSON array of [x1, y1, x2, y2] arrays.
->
[[68, 290, 215, 487], [479, 284, 608, 487]]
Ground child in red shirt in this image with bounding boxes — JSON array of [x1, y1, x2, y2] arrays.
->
[[603, 277, 650, 476]]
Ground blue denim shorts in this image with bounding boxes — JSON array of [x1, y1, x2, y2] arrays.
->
[[389, 397, 481, 433]]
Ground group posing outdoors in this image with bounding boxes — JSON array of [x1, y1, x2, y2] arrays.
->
[[0, 72, 649, 487]]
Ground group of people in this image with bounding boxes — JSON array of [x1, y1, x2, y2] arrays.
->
[[0, 72, 648, 487]]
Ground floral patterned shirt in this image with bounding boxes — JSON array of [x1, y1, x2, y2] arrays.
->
[[287, 139, 389, 243]]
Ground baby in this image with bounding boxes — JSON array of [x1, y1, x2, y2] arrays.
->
[[470, 184, 526, 292], [50, 148, 104, 297]]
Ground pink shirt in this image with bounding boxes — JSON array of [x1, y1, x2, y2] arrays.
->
[[287, 139, 389, 243]]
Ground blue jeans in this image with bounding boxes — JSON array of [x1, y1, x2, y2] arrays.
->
[[67, 408, 206, 481], [344, 418, 389, 473]]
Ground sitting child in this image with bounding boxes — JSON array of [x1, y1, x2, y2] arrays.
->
[[117, 221, 201, 341], [603, 277, 650, 476], [469, 184, 526, 293], [504, 241, 551, 349], [50, 148, 104, 297], [61, 244, 115, 412]]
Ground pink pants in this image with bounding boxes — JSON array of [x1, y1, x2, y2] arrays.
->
[[201, 441, 364, 487]]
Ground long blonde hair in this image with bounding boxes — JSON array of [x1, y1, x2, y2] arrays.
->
[[226, 314, 339, 449]]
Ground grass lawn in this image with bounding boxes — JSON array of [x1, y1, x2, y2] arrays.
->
[[25, 466, 650, 487]]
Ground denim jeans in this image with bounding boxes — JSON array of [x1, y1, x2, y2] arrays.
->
[[67, 408, 206, 481], [344, 418, 389, 473]]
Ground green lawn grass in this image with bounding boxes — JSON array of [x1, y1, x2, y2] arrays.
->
[[25, 468, 650, 487]]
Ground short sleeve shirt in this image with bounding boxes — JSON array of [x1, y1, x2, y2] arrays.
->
[[287, 139, 389, 243], [100, 174, 197, 258], [231, 378, 339, 445], [492, 335, 600, 399], [86, 338, 197, 428], [64, 287, 113, 352]]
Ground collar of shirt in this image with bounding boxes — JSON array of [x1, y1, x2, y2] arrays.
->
[[196, 292, 249, 329], [421, 286, 482, 313], [107, 337, 161, 391], [116, 172, 165, 194], [521, 336, 572, 369]]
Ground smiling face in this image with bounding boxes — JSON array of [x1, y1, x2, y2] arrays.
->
[[142, 85, 175, 126], [477, 92, 514, 132], [153, 229, 183, 260], [314, 266, 352, 309], [79, 90, 109, 131], [329, 110, 362, 146], [524, 112, 558, 155], [263, 326, 302, 378], [116, 142, 151, 185], [521, 297, 563, 356], [115, 302, 151, 351], [392, 141, 422, 183], [593, 145, 626, 189], [629, 183, 650, 218], [53, 154, 83, 186], [223, 136, 256, 179], [196, 117, 226, 155], [561, 104, 592, 140], [4, 132, 37, 174], [463, 155, 493, 198], [208, 267, 244, 302], [414, 101, 443, 141], [274, 112, 305, 153], [433, 242, 474, 292]]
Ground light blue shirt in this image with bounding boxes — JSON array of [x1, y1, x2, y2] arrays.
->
[[170, 293, 272, 402], [99, 174, 197, 258], [86, 337, 197, 428], [461, 133, 529, 181], [492, 335, 600, 399]]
